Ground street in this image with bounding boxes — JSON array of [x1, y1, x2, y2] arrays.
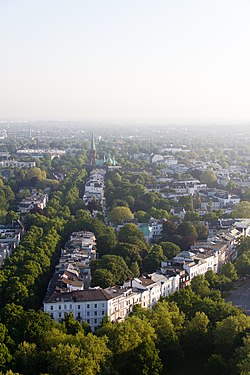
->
[[225, 278, 250, 316]]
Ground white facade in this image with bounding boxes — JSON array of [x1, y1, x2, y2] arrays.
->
[[124, 277, 161, 308], [44, 287, 141, 331], [148, 272, 180, 297], [0, 160, 36, 168], [18, 193, 48, 213]]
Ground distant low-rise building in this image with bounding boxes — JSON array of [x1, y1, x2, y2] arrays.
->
[[0, 160, 36, 168], [18, 192, 48, 214]]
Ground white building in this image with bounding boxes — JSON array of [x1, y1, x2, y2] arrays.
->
[[83, 169, 105, 204], [0, 160, 36, 168], [148, 272, 180, 297], [44, 286, 141, 331], [124, 277, 161, 308], [18, 192, 48, 214]]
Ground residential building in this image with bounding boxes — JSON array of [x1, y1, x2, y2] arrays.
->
[[44, 286, 141, 331], [18, 192, 48, 214]]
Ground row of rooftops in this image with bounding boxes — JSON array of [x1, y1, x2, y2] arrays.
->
[[46, 274, 164, 304], [83, 169, 106, 204], [0, 221, 25, 268], [45, 231, 96, 300]]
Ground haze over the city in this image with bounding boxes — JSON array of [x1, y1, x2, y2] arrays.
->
[[1, 0, 250, 124]]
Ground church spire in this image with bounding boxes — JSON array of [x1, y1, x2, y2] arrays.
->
[[91, 132, 96, 152], [90, 132, 96, 167]]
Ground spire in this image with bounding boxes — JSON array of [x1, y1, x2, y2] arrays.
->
[[90, 132, 96, 167], [91, 132, 96, 151]]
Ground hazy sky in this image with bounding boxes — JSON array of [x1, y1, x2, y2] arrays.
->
[[1, 0, 250, 123]]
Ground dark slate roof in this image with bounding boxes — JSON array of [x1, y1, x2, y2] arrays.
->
[[45, 288, 113, 303], [139, 277, 156, 287]]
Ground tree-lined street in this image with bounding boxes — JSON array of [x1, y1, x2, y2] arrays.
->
[[226, 278, 250, 316]]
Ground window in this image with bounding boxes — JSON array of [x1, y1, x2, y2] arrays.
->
[[69, 304, 72, 309], [50, 305, 53, 310], [102, 303, 104, 308], [94, 304, 97, 308], [58, 305, 61, 310], [87, 304, 90, 309], [64, 305, 67, 310], [50, 313, 54, 318], [94, 319, 97, 324], [59, 312, 62, 318], [102, 311, 105, 316], [94, 311, 97, 316], [87, 312, 90, 317], [87, 319, 90, 324], [78, 305, 81, 310], [77, 312, 81, 319]]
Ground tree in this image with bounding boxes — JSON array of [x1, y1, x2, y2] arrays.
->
[[62, 313, 85, 335], [235, 335, 250, 375], [205, 354, 229, 375], [232, 201, 250, 218], [130, 262, 140, 278], [177, 222, 198, 238], [142, 245, 166, 273], [13, 342, 40, 375], [118, 223, 145, 243], [200, 169, 217, 187], [185, 211, 200, 221], [91, 269, 115, 288], [112, 243, 142, 268], [91, 255, 132, 286], [0, 323, 11, 371], [25, 167, 46, 184], [159, 242, 180, 259], [134, 210, 149, 223], [205, 270, 221, 290], [183, 312, 210, 355], [108, 206, 134, 225], [191, 275, 211, 297], [237, 237, 250, 256], [177, 222, 198, 250], [149, 300, 184, 367], [214, 314, 250, 356], [220, 262, 238, 283], [235, 254, 250, 277], [161, 220, 177, 242], [127, 340, 163, 375], [5, 211, 20, 224], [195, 222, 208, 240]]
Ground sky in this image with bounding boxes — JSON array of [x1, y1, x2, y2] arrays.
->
[[1, 0, 250, 124]]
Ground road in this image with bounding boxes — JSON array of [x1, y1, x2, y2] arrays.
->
[[225, 278, 250, 315]]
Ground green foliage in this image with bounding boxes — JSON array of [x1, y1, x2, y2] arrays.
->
[[220, 262, 238, 283], [91, 255, 132, 287], [195, 222, 208, 240], [191, 275, 211, 297], [214, 315, 250, 356], [235, 254, 250, 277], [118, 223, 145, 243], [233, 201, 250, 218], [142, 245, 166, 273], [205, 354, 229, 375], [108, 206, 134, 224], [200, 169, 217, 187], [159, 241, 180, 259]]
